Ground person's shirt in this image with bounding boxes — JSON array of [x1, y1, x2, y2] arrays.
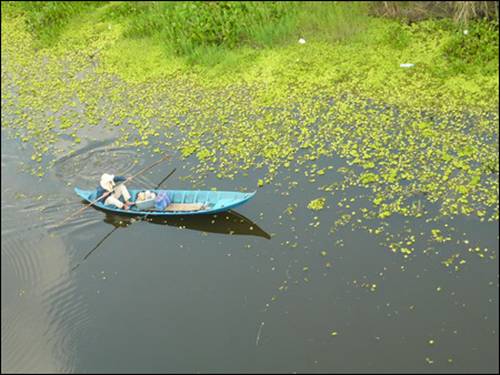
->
[[96, 175, 126, 203]]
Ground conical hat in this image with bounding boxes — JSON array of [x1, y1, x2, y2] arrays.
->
[[100, 173, 115, 192]]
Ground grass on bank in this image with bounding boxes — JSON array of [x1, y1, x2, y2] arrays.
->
[[3, 1, 498, 70], [1, 1, 498, 107]]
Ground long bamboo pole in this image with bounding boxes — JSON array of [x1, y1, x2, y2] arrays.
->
[[60, 155, 170, 226], [71, 167, 177, 272]]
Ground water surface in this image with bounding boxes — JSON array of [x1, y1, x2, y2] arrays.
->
[[1, 121, 498, 373]]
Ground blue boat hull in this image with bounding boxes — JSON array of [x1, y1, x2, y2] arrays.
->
[[74, 187, 256, 216]]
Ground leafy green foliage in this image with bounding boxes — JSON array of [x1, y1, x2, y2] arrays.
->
[[383, 22, 411, 49], [2, 1, 104, 46], [295, 1, 370, 43], [124, 2, 293, 54], [441, 19, 499, 75]]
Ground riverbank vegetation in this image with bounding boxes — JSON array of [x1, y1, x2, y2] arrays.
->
[[3, 2, 498, 78]]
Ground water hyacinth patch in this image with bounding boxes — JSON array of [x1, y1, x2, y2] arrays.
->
[[308, 197, 326, 211]]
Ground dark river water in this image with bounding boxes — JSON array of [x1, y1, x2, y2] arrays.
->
[[1, 118, 498, 373]]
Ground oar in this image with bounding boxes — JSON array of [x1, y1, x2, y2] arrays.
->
[[155, 168, 177, 189], [71, 167, 177, 271], [61, 155, 170, 226]]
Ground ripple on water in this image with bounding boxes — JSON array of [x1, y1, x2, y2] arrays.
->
[[45, 204, 104, 237], [53, 140, 155, 188], [1, 230, 89, 373], [2, 190, 103, 240], [1, 306, 61, 373], [41, 276, 90, 363], [2, 235, 46, 287]]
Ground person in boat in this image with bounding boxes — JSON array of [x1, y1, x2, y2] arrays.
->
[[97, 173, 135, 210]]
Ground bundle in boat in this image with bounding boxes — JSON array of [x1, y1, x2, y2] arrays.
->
[[164, 203, 207, 212], [153, 191, 206, 211]]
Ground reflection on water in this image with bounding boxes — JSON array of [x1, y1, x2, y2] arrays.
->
[[70, 206, 271, 271], [102, 209, 271, 239]]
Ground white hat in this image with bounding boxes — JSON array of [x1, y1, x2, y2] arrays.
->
[[100, 173, 115, 192]]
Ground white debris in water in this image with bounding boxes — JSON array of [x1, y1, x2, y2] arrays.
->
[[255, 322, 265, 346]]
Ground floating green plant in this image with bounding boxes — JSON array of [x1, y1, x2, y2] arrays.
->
[[308, 197, 326, 211]]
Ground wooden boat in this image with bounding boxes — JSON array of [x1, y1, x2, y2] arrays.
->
[[74, 187, 256, 216]]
